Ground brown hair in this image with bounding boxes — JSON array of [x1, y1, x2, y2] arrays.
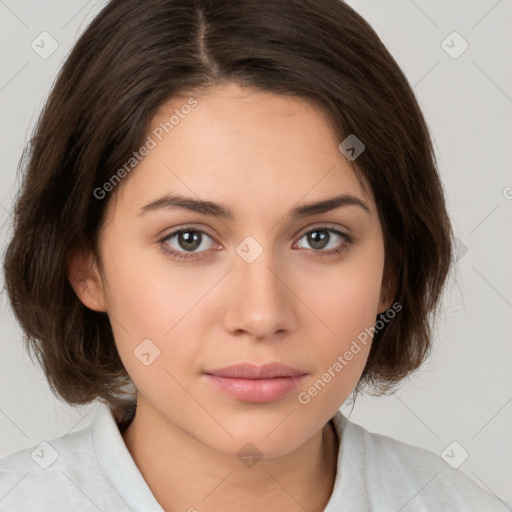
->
[[3, 0, 453, 424]]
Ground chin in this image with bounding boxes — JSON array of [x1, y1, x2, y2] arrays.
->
[[195, 415, 312, 460]]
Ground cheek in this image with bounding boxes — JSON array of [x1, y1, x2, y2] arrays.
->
[[312, 251, 384, 344], [99, 235, 221, 387], [100, 227, 204, 336], [297, 245, 384, 400], [296, 284, 379, 415]]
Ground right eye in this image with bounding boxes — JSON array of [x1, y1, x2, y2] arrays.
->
[[159, 227, 220, 261]]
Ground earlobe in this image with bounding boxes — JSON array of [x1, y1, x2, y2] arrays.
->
[[377, 265, 398, 314], [66, 248, 107, 312], [377, 294, 393, 315]]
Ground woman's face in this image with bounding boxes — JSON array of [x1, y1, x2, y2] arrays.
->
[[78, 82, 392, 457]]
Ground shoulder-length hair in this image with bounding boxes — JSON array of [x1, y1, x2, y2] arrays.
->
[[3, 0, 453, 425]]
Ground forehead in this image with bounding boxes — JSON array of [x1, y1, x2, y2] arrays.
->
[[111, 83, 374, 220]]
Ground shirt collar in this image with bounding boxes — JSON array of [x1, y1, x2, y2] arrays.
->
[[92, 403, 165, 511], [93, 404, 362, 511]]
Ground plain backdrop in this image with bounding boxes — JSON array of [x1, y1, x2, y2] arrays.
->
[[1, 0, 511, 506]]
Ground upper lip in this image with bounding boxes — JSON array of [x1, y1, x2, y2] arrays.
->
[[204, 362, 307, 379]]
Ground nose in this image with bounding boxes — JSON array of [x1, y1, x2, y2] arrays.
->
[[222, 247, 298, 341]]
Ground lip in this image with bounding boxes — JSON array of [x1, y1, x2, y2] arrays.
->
[[204, 363, 307, 403], [205, 362, 306, 379]]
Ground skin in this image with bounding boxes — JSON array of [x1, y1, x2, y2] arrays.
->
[[69, 82, 394, 512]]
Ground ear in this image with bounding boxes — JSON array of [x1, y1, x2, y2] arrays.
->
[[66, 247, 107, 312], [377, 261, 398, 315]]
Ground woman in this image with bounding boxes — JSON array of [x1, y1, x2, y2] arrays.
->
[[1, 0, 505, 510]]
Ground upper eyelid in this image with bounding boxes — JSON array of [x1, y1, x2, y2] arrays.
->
[[160, 226, 218, 244], [295, 224, 348, 238]]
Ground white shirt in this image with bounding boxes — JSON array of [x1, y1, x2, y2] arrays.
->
[[0, 403, 506, 511]]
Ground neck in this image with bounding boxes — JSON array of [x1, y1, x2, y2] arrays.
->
[[121, 399, 339, 512]]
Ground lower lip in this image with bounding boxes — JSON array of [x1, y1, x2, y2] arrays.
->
[[204, 374, 307, 403]]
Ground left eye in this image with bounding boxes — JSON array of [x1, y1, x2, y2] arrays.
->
[[295, 228, 347, 251]]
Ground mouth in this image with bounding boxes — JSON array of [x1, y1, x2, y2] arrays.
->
[[203, 362, 308, 403]]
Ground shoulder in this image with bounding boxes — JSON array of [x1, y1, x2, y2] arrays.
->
[[0, 421, 101, 509], [0, 407, 131, 511], [330, 412, 507, 511], [0, 421, 94, 473]]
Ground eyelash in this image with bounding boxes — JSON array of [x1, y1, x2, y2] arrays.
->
[[158, 226, 352, 261]]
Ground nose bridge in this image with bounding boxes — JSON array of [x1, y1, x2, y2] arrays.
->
[[222, 237, 296, 338]]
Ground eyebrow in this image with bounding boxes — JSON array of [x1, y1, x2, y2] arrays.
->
[[138, 193, 370, 218]]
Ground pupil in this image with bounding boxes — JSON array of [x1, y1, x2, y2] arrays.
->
[[179, 231, 201, 251], [308, 230, 329, 249]]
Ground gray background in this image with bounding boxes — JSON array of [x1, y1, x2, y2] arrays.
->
[[1, 0, 511, 506]]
